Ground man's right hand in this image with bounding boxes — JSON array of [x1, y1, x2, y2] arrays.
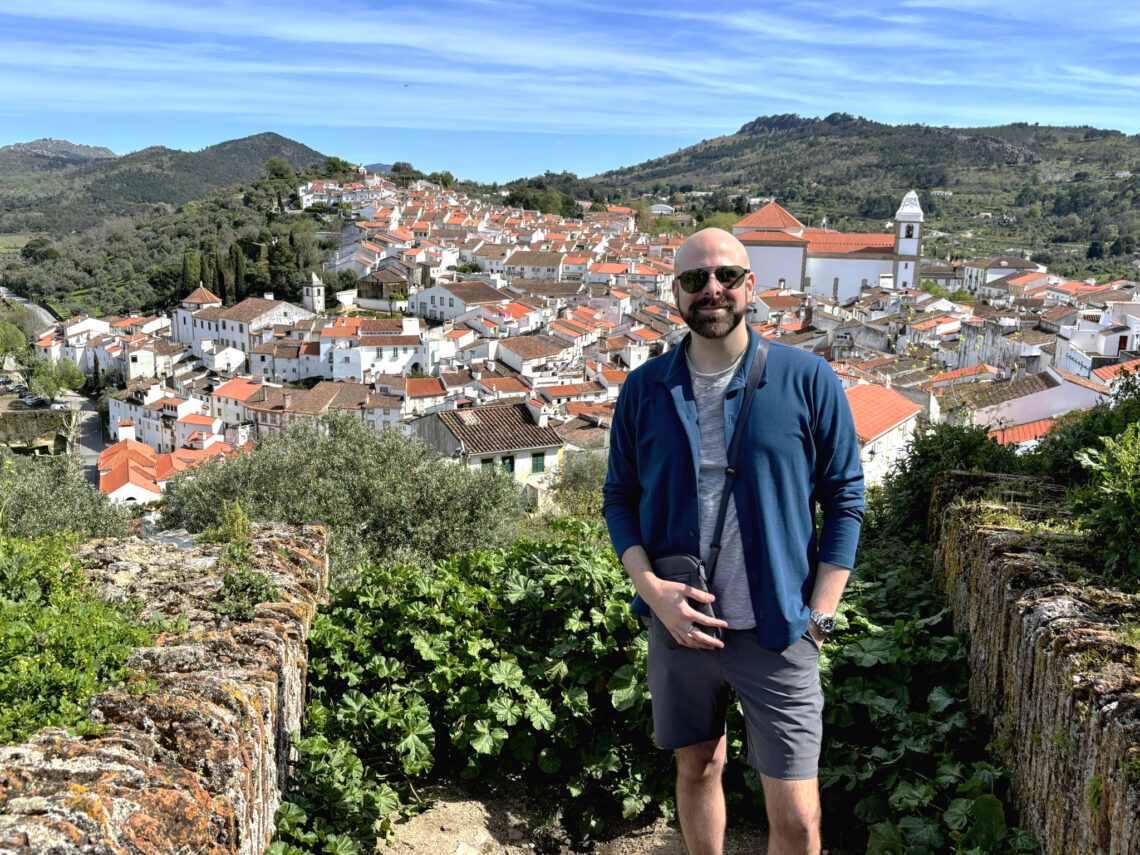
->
[[644, 578, 727, 650], [620, 545, 727, 649]]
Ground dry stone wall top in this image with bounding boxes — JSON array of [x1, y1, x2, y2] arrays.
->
[[0, 522, 328, 855]]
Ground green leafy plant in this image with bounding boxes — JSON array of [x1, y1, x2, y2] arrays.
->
[[204, 500, 279, 622], [273, 520, 667, 852], [0, 535, 158, 744], [820, 536, 1038, 854], [1072, 423, 1140, 584]]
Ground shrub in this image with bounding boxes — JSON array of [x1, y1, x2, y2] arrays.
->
[[162, 414, 526, 586], [872, 423, 1021, 537], [0, 454, 130, 540], [820, 536, 1037, 853], [1024, 369, 1140, 488], [271, 521, 666, 852], [0, 535, 158, 744], [1073, 423, 1140, 584]]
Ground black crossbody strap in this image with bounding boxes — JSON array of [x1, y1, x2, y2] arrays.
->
[[705, 336, 769, 583]]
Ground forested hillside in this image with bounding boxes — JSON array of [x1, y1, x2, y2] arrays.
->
[[0, 132, 326, 235]]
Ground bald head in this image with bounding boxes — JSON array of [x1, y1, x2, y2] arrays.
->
[[674, 227, 750, 275]]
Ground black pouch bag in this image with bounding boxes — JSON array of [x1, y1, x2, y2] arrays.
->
[[651, 553, 723, 649]]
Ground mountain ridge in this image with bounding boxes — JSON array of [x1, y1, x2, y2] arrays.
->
[[0, 132, 327, 235]]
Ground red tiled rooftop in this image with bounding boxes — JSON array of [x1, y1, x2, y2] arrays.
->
[[845, 384, 923, 442]]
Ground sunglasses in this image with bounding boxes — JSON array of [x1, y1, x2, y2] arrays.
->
[[676, 265, 750, 294]]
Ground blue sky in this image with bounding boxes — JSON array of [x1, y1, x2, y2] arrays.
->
[[2, 0, 1139, 184]]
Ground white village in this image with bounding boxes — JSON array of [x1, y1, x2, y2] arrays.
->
[[26, 174, 1140, 504]]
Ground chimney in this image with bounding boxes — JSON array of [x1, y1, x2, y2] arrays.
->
[[282, 391, 292, 411], [264, 291, 274, 300], [117, 419, 137, 442]]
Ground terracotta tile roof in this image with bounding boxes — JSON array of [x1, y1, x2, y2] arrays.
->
[[406, 377, 447, 398], [736, 230, 809, 244], [734, 202, 804, 231], [178, 413, 216, 426], [805, 232, 896, 254], [497, 335, 566, 360], [479, 377, 530, 394], [989, 418, 1057, 446], [183, 286, 222, 305], [955, 372, 1060, 409], [1092, 357, 1140, 382], [219, 297, 287, 324], [1052, 366, 1110, 394], [100, 461, 162, 496], [440, 280, 508, 305], [213, 377, 264, 401], [436, 403, 563, 454], [845, 384, 923, 442]]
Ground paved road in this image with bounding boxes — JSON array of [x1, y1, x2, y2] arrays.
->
[[0, 284, 53, 329], [66, 391, 104, 485]]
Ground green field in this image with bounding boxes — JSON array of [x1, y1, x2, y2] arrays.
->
[[0, 233, 32, 255]]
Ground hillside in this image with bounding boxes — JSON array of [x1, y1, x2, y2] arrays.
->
[[594, 113, 1140, 194], [578, 114, 1140, 275], [0, 138, 117, 161], [0, 132, 327, 235]]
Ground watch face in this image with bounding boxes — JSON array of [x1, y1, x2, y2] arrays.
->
[[818, 615, 836, 633]]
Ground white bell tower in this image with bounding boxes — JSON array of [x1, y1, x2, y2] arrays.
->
[[303, 271, 326, 314], [892, 190, 924, 290]]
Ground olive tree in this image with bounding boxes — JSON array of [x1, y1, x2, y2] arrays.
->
[[162, 413, 526, 586]]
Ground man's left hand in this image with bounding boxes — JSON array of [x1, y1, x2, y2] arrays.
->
[[808, 621, 825, 650]]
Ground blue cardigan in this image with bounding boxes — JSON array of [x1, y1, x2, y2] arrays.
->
[[602, 328, 865, 648]]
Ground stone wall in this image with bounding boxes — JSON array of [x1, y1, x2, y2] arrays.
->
[[0, 523, 328, 855], [930, 472, 1140, 855]]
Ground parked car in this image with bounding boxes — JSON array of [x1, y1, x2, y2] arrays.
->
[[50, 402, 71, 411], [23, 396, 46, 407]]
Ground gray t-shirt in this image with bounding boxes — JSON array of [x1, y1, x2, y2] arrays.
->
[[686, 352, 756, 630]]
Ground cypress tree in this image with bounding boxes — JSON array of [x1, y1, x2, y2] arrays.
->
[[181, 250, 194, 292], [231, 244, 247, 303]]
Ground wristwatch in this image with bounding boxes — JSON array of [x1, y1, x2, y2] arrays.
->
[[809, 608, 836, 635]]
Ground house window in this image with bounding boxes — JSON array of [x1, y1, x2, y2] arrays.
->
[[905, 224, 914, 239], [501, 455, 515, 473], [532, 451, 545, 473], [431, 296, 436, 305], [449, 298, 454, 307], [481, 458, 494, 470]]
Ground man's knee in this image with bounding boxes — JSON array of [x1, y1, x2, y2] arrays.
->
[[763, 777, 820, 847], [675, 739, 726, 785], [767, 801, 820, 844]]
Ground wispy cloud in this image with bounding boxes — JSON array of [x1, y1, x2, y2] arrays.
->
[[2, 0, 1139, 180]]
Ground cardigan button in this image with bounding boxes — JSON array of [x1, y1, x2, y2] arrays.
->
[[688, 530, 696, 537]]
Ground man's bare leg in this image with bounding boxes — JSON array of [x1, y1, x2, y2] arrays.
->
[[675, 736, 727, 855], [761, 774, 821, 855]]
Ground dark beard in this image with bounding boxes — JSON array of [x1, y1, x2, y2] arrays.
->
[[680, 298, 746, 339]]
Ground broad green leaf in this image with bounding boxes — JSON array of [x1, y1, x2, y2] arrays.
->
[[898, 815, 943, 848], [927, 685, 956, 713], [524, 696, 556, 730], [854, 794, 886, 823], [489, 692, 522, 725], [889, 780, 935, 810], [607, 665, 645, 711], [943, 798, 973, 831], [488, 660, 525, 688], [867, 821, 906, 854], [966, 794, 1007, 847]]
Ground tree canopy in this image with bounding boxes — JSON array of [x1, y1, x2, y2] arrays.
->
[[161, 413, 526, 586]]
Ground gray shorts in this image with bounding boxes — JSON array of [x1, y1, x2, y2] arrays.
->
[[646, 622, 823, 780]]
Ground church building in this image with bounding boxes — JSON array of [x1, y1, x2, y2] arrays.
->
[[733, 191, 924, 303]]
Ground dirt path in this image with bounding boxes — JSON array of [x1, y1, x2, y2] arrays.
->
[[384, 786, 769, 854]]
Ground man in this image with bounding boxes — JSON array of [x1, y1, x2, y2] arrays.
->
[[602, 228, 864, 855]]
